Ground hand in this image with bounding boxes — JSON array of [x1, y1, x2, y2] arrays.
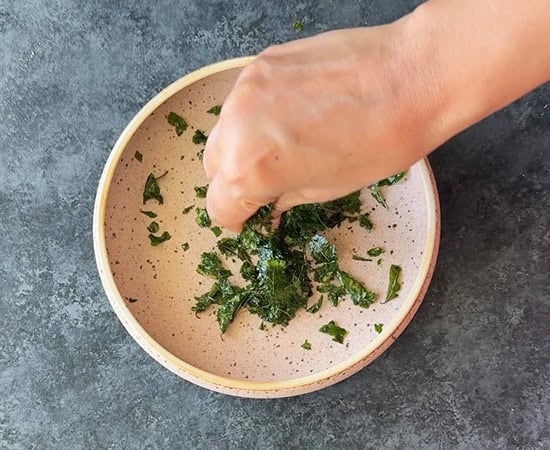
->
[[204, 24, 436, 231]]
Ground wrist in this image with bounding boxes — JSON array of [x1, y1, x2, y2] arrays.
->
[[371, 13, 456, 163], [397, 2, 491, 142], [396, 0, 550, 153]]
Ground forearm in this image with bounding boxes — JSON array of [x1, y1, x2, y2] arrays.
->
[[394, 0, 550, 153]]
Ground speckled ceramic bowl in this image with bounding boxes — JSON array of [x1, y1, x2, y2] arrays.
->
[[93, 57, 440, 398]]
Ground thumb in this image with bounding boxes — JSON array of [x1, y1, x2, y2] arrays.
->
[[271, 191, 307, 220], [206, 175, 274, 232]]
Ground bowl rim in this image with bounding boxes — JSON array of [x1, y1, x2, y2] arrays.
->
[[93, 56, 440, 396]]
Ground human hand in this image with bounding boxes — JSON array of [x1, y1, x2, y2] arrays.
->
[[203, 24, 437, 231], [204, 0, 550, 231]]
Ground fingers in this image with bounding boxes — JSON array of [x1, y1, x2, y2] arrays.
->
[[271, 192, 305, 219], [206, 175, 274, 232]]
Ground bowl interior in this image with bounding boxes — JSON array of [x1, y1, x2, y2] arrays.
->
[[103, 65, 432, 384]]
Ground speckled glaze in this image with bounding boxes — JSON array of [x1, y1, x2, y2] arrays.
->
[[93, 57, 440, 398]]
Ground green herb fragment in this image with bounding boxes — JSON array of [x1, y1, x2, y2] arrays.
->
[[307, 296, 323, 314], [238, 223, 263, 252], [192, 129, 208, 145], [207, 105, 222, 116], [240, 260, 255, 281], [167, 112, 188, 136], [246, 257, 310, 326], [192, 279, 240, 319], [324, 190, 362, 217], [337, 271, 377, 308], [384, 264, 402, 302], [217, 237, 250, 262], [211, 226, 222, 237], [195, 208, 211, 228], [194, 185, 208, 198], [377, 258, 382, 266], [369, 172, 406, 207], [374, 323, 383, 333], [197, 252, 231, 279], [140, 210, 157, 218], [358, 214, 373, 231], [301, 339, 312, 350], [309, 234, 339, 283], [217, 293, 245, 332], [143, 171, 167, 203], [148, 231, 171, 246], [128, 297, 138, 303], [309, 234, 336, 264], [367, 247, 385, 257], [293, 20, 304, 32], [181, 242, 190, 251], [317, 283, 346, 306], [352, 255, 372, 262], [143, 172, 166, 204], [197, 148, 205, 161], [259, 322, 266, 331], [319, 320, 347, 344], [134, 151, 143, 162], [216, 237, 240, 256], [182, 205, 194, 214], [378, 172, 406, 186], [369, 184, 387, 208], [147, 221, 159, 233]]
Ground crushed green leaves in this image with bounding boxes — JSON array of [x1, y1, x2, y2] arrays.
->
[[301, 339, 312, 350], [193, 199, 376, 332], [188, 170, 406, 333]]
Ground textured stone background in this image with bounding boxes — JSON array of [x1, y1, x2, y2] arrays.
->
[[0, 1, 548, 448]]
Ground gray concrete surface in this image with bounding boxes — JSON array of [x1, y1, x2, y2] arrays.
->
[[0, 1, 548, 448]]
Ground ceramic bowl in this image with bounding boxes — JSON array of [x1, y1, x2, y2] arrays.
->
[[93, 57, 440, 398]]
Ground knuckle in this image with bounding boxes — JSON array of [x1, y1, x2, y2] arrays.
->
[[240, 54, 274, 82], [221, 82, 258, 119]]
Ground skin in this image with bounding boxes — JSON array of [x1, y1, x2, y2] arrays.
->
[[204, 0, 550, 231]]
